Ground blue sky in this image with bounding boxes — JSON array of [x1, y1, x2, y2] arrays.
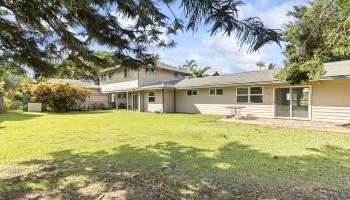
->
[[94, 0, 308, 74]]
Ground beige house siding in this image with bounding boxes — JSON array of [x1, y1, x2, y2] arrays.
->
[[100, 68, 139, 92], [100, 68, 138, 84], [143, 90, 163, 112], [175, 87, 274, 117], [175, 80, 350, 122], [163, 89, 175, 113], [87, 88, 108, 105], [311, 79, 350, 122], [139, 68, 183, 86]]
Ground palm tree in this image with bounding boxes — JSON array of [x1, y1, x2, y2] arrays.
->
[[267, 63, 276, 70], [256, 61, 265, 71], [180, 60, 198, 72], [192, 66, 211, 77]]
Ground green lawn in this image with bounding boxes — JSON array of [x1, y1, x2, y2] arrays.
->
[[0, 111, 349, 199]]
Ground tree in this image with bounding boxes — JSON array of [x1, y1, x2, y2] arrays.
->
[[267, 63, 276, 70], [29, 82, 90, 112], [179, 60, 198, 72], [256, 61, 265, 71], [54, 51, 119, 83], [192, 66, 211, 77], [276, 0, 350, 84], [1, 0, 281, 78], [179, 60, 211, 77], [0, 81, 4, 112]]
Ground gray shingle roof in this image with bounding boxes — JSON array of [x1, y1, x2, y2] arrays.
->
[[99, 62, 192, 75], [172, 60, 350, 88], [174, 69, 281, 88], [48, 79, 99, 89], [323, 60, 350, 77]]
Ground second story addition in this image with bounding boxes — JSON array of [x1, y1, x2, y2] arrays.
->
[[98, 62, 191, 93]]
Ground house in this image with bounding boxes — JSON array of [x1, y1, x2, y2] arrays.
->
[[48, 79, 109, 109], [98, 60, 350, 123]]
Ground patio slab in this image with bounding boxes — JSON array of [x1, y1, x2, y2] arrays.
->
[[220, 117, 350, 133]]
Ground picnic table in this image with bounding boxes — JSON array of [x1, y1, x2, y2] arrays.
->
[[226, 106, 246, 118]]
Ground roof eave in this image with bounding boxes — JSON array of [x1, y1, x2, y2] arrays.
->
[[174, 80, 284, 89]]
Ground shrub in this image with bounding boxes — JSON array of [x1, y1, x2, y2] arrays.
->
[[30, 82, 90, 112], [3, 98, 22, 111]]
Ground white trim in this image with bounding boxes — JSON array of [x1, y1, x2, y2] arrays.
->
[[209, 88, 224, 96], [148, 90, 156, 103], [186, 89, 198, 96], [131, 93, 139, 111], [273, 85, 312, 120], [236, 86, 264, 104]]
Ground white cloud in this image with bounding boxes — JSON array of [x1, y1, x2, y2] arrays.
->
[[240, 0, 307, 29], [157, 0, 307, 74]]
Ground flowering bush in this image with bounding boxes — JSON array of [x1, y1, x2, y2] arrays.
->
[[29, 82, 90, 112]]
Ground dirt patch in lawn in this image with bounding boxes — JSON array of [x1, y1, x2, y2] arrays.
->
[[0, 162, 348, 200]]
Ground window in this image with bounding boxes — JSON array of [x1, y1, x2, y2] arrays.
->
[[250, 87, 263, 103], [108, 72, 114, 80], [209, 88, 223, 96], [148, 91, 155, 102], [124, 68, 132, 78], [175, 73, 183, 78], [101, 74, 107, 82], [187, 89, 198, 96], [145, 66, 156, 75], [236, 87, 263, 103]]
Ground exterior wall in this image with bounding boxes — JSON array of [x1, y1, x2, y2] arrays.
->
[[143, 90, 163, 112], [100, 68, 139, 92], [87, 88, 108, 105], [163, 89, 175, 113], [311, 79, 350, 123], [138, 68, 184, 86], [175, 86, 274, 117], [175, 80, 350, 123]]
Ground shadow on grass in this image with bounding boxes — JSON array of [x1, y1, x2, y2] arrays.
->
[[0, 112, 42, 124], [0, 142, 349, 199]]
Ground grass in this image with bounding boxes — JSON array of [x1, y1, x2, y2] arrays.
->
[[0, 110, 349, 199]]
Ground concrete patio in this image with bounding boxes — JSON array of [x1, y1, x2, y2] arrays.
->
[[220, 116, 350, 133]]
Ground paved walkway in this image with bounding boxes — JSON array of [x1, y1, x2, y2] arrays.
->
[[220, 117, 350, 133]]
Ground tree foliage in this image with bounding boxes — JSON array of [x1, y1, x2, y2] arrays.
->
[[277, 0, 350, 84], [256, 61, 265, 71], [179, 59, 211, 77], [1, 0, 281, 77], [29, 82, 90, 112], [54, 51, 119, 83], [192, 66, 211, 77], [179, 59, 198, 72]]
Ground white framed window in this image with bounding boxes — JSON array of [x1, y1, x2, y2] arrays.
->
[[124, 68, 132, 78], [236, 87, 263, 103], [145, 66, 157, 75], [250, 87, 263, 103], [209, 88, 223, 96], [187, 89, 198, 96], [148, 91, 155, 102]]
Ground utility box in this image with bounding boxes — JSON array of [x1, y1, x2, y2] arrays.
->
[[27, 103, 42, 112]]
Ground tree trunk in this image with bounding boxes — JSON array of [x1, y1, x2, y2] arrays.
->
[[0, 95, 3, 113]]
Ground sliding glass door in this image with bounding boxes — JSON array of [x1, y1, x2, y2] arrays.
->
[[274, 87, 310, 119]]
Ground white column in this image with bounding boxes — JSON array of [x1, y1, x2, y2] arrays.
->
[[115, 92, 118, 109], [126, 91, 129, 110], [138, 91, 141, 112]]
